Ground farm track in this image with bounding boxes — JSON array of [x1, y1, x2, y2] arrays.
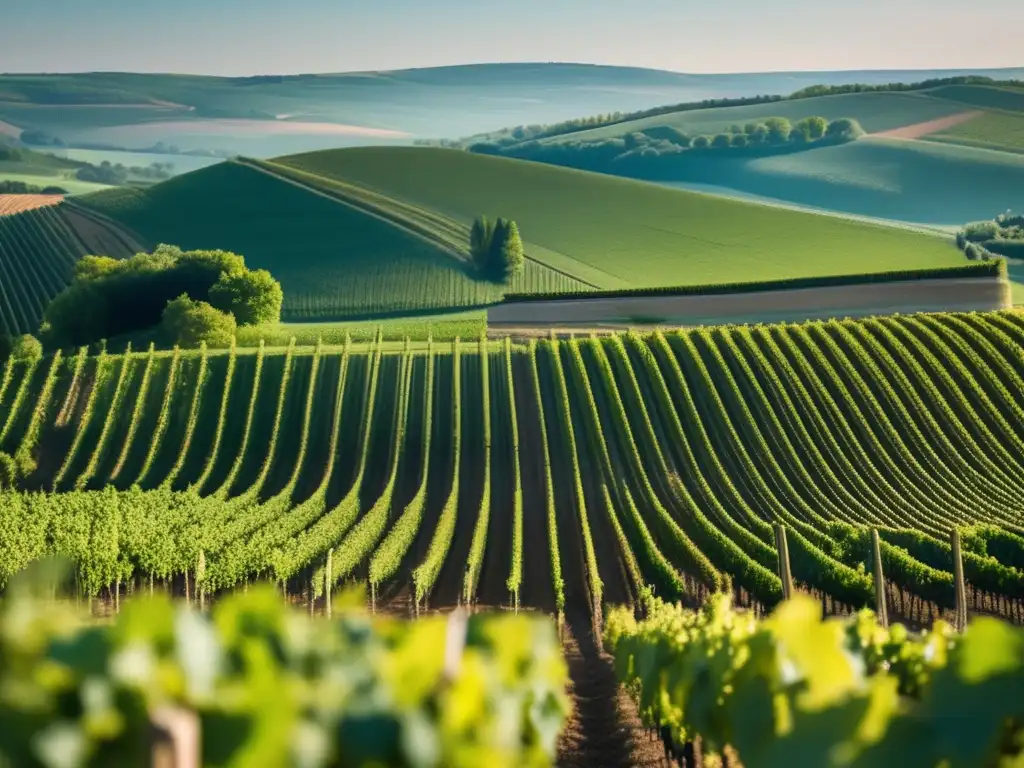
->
[[512, 351, 558, 612], [873, 110, 984, 139], [558, 616, 677, 768]]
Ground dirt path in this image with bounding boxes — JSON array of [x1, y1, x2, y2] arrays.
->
[[558, 616, 678, 768], [873, 110, 983, 139]]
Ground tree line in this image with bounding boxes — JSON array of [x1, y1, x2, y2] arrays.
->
[[469, 116, 865, 176], [426, 75, 1020, 150]]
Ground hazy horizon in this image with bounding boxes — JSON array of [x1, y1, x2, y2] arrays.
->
[[2, 0, 1022, 77]]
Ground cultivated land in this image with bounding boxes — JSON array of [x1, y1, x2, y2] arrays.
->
[[51, 148, 964, 323], [925, 110, 1024, 154], [1, 311, 1023, 633], [488, 273, 1009, 326], [0, 201, 140, 335], [0, 193, 62, 216]]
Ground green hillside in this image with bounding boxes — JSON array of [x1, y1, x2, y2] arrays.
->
[[275, 147, 961, 287], [925, 111, 1024, 154], [543, 92, 968, 145], [925, 84, 1024, 112], [669, 137, 1024, 223]]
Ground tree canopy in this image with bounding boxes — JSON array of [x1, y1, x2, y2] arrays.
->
[[469, 216, 524, 283], [162, 295, 237, 348], [42, 244, 281, 349]]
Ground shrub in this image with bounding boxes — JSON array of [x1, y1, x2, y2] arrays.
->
[[764, 117, 792, 144], [711, 134, 733, 148], [730, 133, 749, 147], [692, 135, 711, 149], [43, 245, 259, 348], [963, 221, 1002, 242], [826, 118, 866, 141], [161, 295, 236, 348], [11, 334, 43, 361], [209, 269, 283, 326]]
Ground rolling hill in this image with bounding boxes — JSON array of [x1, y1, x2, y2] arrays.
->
[[461, 82, 1024, 228], [3, 65, 1024, 157], [48, 147, 967, 323]]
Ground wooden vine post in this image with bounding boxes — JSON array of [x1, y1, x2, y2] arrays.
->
[[871, 529, 888, 628], [325, 548, 333, 619], [774, 524, 795, 600], [951, 528, 968, 632]]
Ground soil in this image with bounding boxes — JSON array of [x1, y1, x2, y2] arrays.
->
[[558, 615, 679, 768], [60, 205, 145, 256], [0, 194, 63, 216], [873, 111, 983, 140], [487, 278, 1008, 328]]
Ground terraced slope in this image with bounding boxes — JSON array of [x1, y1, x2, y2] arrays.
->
[[1, 311, 1022, 629]]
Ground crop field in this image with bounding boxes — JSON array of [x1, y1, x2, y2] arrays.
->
[[1, 310, 1022, 629], [276, 147, 962, 286], [925, 110, 1024, 154], [0, 193, 63, 215], [76, 161, 585, 321], [0, 204, 90, 335]]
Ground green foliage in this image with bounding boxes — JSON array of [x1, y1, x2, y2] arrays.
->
[[161, 295, 236, 349], [276, 146, 960, 295], [208, 268, 283, 326], [606, 590, 1024, 766], [0, 573, 570, 768], [43, 245, 253, 348], [10, 334, 42, 361], [469, 215, 524, 283]]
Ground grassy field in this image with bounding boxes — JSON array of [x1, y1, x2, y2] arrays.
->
[[0, 311, 1022, 628], [276, 147, 962, 286], [0, 171, 112, 195], [544, 92, 970, 144], [924, 84, 1024, 112], [925, 110, 1024, 154]]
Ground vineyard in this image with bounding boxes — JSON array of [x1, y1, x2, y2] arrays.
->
[[0, 203, 88, 336], [0, 309, 1021, 627]]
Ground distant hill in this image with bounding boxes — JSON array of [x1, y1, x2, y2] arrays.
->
[[3, 64, 1024, 158], [23, 147, 960, 325], [453, 82, 1024, 226]]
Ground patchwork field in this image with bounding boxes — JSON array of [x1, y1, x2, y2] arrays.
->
[[924, 110, 1024, 154], [1, 311, 1022, 631]]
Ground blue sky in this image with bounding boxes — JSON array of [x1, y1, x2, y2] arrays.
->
[[2, 0, 1022, 75]]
